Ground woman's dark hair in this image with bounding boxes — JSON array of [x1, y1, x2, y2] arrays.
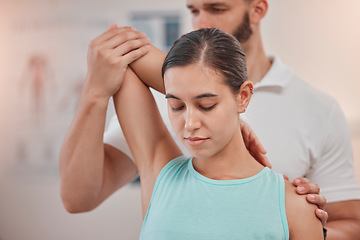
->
[[161, 28, 247, 94]]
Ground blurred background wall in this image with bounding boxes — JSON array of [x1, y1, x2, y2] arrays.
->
[[0, 0, 359, 239]]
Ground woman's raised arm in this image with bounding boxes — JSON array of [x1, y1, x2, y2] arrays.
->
[[130, 45, 167, 94], [113, 68, 182, 215]]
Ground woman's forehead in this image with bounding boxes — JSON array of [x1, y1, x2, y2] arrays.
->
[[164, 65, 229, 98], [164, 64, 223, 86]]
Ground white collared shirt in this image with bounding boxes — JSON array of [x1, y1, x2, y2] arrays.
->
[[242, 56, 360, 202]]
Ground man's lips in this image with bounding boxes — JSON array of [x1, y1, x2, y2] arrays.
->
[[184, 137, 209, 146]]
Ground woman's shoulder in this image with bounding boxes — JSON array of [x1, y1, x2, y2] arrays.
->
[[284, 180, 308, 207], [156, 156, 191, 180], [284, 181, 323, 239]]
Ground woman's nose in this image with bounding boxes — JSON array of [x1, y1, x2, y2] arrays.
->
[[184, 108, 201, 132]]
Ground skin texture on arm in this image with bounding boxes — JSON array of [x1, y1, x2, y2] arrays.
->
[[59, 26, 150, 213], [59, 89, 138, 213], [285, 181, 323, 240], [59, 90, 111, 212], [325, 200, 360, 240], [293, 177, 328, 226], [113, 68, 182, 216], [130, 45, 166, 94]]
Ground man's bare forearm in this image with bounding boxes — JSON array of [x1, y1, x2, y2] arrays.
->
[[326, 219, 360, 240], [59, 86, 109, 213], [325, 200, 360, 240]]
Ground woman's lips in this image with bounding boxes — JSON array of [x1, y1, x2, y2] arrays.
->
[[184, 137, 209, 146]]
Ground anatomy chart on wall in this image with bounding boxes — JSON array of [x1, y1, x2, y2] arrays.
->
[[1, 2, 116, 175]]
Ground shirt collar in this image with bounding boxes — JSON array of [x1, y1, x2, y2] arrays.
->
[[253, 56, 293, 89]]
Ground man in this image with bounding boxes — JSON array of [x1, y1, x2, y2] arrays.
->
[[59, 0, 360, 239]]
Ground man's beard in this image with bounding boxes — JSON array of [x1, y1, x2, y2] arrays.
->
[[233, 12, 253, 43]]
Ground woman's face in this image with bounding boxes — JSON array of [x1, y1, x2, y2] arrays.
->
[[164, 64, 242, 159]]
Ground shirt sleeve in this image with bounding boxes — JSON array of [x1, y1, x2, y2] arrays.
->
[[307, 101, 360, 203]]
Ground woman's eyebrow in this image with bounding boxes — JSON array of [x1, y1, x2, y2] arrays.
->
[[165, 93, 218, 100], [165, 94, 180, 100], [195, 93, 218, 99]]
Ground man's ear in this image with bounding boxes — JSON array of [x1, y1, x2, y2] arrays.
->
[[237, 80, 254, 113], [249, 0, 268, 25]]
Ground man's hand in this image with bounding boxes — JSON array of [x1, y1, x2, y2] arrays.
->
[[240, 119, 272, 168], [293, 177, 328, 227], [85, 24, 150, 99]]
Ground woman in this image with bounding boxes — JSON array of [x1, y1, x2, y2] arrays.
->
[[113, 28, 322, 239]]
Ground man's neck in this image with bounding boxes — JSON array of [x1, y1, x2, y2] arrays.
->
[[242, 35, 272, 85]]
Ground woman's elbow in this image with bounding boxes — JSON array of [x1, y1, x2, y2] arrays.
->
[[60, 186, 97, 214]]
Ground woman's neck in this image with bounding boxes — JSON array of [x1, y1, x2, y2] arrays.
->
[[192, 127, 264, 180]]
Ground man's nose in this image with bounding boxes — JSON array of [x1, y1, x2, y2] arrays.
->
[[194, 12, 213, 29]]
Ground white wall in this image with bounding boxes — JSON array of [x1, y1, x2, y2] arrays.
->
[[261, 0, 360, 180], [262, 1, 360, 129], [0, 1, 359, 240]]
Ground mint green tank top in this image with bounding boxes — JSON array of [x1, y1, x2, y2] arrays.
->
[[140, 156, 289, 240]]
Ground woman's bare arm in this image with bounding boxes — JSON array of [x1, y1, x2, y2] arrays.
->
[[130, 45, 167, 94], [285, 181, 323, 239], [113, 68, 182, 215]]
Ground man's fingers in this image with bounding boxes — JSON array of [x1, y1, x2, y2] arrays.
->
[[307, 194, 327, 210], [92, 26, 137, 48], [294, 177, 311, 186], [293, 177, 328, 227], [258, 155, 272, 168], [106, 31, 148, 50], [257, 142, 267, 155], [122, 44, 151, 65], [246, 128, 267, 155], [239, 119, 251, 143], [295, 180, 320, 195], [246, 139, 271, 168], [239, 118, 271, 167], [107, 24, 118, 30], [294, 177, 312, 194], [315, 208, 328, 227], [114, 37, 151, 57]]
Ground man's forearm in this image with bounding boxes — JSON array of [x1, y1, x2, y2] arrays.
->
[[325, 200, 360, 240], [326, 219, 360, 240], [59, 88, 110, 213]]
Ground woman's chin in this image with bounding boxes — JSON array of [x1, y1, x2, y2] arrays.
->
[[188, 150, 212, 160]]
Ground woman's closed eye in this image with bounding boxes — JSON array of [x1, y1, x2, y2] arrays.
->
[[199, 104, 216, 111], [171, 105, 185, 111]]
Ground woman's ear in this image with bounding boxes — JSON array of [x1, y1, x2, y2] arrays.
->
[[236, 80, 254, 114]]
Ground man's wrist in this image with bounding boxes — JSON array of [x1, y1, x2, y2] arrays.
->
[[81, 81, 111, 105]]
